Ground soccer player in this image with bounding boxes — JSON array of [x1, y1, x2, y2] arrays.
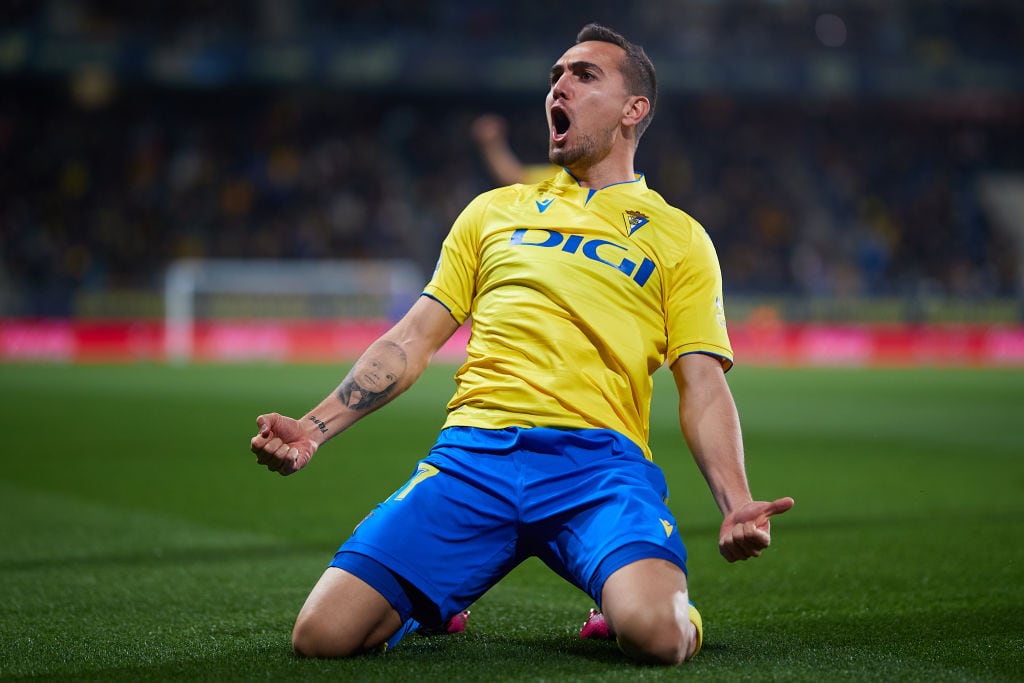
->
[[250, 23, 794, 665]]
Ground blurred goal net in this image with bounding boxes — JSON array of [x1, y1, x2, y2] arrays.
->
[[164, 259, 425, 362]]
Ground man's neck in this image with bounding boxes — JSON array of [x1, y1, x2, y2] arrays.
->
[[566, 150, 637, 190]]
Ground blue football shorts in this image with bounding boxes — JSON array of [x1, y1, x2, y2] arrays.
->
[[329, 425, 688, 627]]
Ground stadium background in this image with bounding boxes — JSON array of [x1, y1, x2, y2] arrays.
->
[[2, 3, 1023, 681], [1, 0, 1023, 365]]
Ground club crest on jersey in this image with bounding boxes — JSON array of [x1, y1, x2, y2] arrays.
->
[[624, 210, 649, 235], [509, 228, 656, 287]]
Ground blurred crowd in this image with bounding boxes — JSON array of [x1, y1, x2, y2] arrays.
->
[[2, 83, 1020, 317], [9, 0, 1021, 65], [1, 1, 1022, 317]]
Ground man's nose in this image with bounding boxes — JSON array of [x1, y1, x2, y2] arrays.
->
[[551, 73, 570, 99]]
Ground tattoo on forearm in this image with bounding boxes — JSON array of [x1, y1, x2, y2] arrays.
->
[[336, 340, 408, 412], [308, 415, 328, 434]]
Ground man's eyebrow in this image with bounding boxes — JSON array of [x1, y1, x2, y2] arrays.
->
[[550, 60, 605, 80]]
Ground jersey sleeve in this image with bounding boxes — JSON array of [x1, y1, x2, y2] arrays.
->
[[665, 221, 734, 371], [422, 191, 492, 324]]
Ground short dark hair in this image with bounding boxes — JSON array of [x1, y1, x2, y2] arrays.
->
[[576, 23, 657, 141]]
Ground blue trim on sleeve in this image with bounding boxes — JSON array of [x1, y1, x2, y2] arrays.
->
[[676, 350, 735, 372], [420, 291, 453, 313]]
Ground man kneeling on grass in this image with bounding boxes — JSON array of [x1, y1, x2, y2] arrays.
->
[[250, 22, 793, 665]]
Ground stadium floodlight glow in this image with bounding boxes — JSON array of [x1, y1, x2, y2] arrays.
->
[[164, 258, 425, 363]]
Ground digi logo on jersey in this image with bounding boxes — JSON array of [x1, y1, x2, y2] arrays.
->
[[510, 228, 656, 287]]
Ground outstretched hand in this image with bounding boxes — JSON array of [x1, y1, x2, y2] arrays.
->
[[719, 497, 795, 562], [250, 413, 319, 476]]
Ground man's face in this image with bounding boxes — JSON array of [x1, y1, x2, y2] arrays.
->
[[353, 350, 404, 393], [546, 40, 631, 169]]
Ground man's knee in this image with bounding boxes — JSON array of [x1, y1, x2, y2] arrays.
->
[[600, 558, 697, 665], [292, 610, 369, 658], [290, 567, 402, 658], [610, 600, 696, 665]]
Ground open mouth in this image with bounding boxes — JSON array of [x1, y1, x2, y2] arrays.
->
[[551, 108, 570, 139]]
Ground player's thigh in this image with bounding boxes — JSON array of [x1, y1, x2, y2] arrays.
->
[[292, 567, 402, 657], [340, 454, 520, 621], [531, 437, 688, 602]]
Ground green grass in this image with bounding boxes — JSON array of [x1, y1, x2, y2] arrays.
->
[[1, 363, 1022, 681]]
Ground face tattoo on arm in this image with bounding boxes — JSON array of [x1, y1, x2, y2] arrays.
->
[[336, 340, 408, 412]]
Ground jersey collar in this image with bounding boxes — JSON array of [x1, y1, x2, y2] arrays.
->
[[555, 168, 648, 204]]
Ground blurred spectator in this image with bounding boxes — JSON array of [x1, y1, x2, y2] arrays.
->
[[471, 113, 558, 186]]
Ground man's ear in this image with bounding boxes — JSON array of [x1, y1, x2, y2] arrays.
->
[[621, 95, 650, 129]]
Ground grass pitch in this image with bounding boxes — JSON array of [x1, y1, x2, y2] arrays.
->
[[1, 362, 1021, 681]]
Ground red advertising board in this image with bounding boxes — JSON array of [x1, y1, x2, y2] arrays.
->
[[2, 319, 1023, 366]]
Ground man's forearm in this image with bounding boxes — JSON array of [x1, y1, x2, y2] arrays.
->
[[673, 354, 754, 515], [300, 295, 460, 444], [301, 338, 423, 442]]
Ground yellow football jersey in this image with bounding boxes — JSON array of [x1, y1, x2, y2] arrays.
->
[[521, 164, 563, 185], [424, 169, 732, 459]]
